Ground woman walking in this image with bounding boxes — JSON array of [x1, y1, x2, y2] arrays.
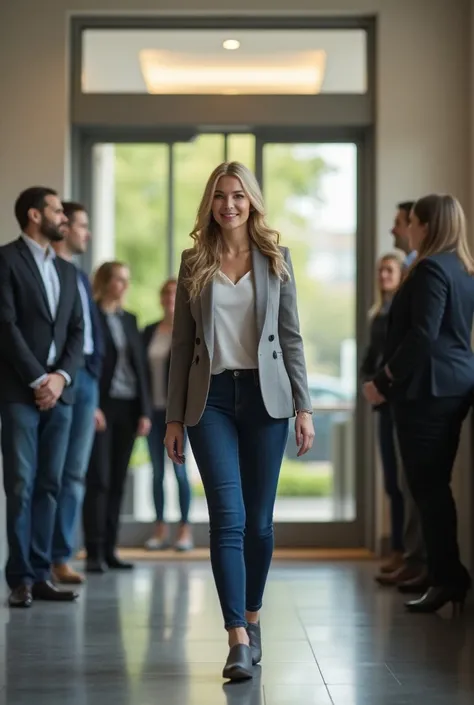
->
[[164, 162, 314, 680]]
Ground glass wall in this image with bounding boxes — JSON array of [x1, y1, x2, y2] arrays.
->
[[91, 136, 357, 525]]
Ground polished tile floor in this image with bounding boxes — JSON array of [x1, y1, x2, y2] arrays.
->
[[0, 559, 473, 704]]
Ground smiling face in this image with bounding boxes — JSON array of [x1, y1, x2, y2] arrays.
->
[[211, 175, 251, 232], [107, 265, 130, 305], [378, 257, 401, 294]]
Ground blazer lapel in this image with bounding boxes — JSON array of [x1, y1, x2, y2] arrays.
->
[[16, 238, 52, 320], [53, 257, 66, 322], [200, 279, 215, 359], [252, 247, 269, 343]]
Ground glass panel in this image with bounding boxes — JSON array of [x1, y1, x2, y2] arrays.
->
[[82, 29, 367, 95], [227, 134, 256, 171], [173, 134, 225, 272], [91, 143, 169, 326], [263, 143, 357, 522]]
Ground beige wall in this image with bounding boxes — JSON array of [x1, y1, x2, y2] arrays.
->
[[0, 0, 472, 558]]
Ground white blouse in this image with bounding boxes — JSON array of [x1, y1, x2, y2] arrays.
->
[[212, 270, 259, 375], [148, 327, 172, 409]]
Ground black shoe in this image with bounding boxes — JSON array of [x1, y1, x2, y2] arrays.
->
[[106, 556, 134, 570], [86, 558, 108, 574], [247, 622, 262, 665], [32, 581, 79, 602], [222, 644, 253, 681], [405, 586, 468, 614], [8, 585, 33, 608]]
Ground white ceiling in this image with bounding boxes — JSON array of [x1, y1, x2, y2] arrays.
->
[[82, 29, 367, 94]]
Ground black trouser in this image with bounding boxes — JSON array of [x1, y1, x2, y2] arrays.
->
[[83, 398, 139, 560], [377, 404, 404, 553], [393, 397, 471, 588]]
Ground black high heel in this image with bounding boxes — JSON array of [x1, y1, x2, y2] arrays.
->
[[405, 585, 468, 614]]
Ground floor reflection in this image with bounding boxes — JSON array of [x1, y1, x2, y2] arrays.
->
[[0, 560, 472, 704]]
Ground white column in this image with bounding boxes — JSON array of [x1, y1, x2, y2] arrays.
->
[[91, 143, 116, 267]]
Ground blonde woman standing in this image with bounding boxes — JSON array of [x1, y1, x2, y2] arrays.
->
[[164, 162, 314, 681], [360, 254, 404, 577]]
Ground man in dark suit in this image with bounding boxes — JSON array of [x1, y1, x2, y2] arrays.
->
[[50, 202, 104, 585], [0, 186, 84, 607]]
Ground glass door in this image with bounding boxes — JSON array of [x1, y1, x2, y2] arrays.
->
[[257, 139, 359, 530], [86, 132, 366, 547]]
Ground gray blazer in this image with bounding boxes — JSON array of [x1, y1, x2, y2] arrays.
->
[[166, 246, 312, 427]]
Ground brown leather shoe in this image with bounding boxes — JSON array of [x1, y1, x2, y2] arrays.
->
[[397, 571, 430, 594], [52, 563, 86, 585], [379, 552, 404, 574], [9, 585, 33, 608], [375, 564, 421, 587], [32, 581, 79, 602]]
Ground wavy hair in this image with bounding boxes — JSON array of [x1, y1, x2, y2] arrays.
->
[[182, 162, 289, 300], [409, 194, 474, 275]]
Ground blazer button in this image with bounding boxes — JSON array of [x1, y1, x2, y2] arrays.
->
[[195, 355, 200, 364], [273, 351, 278, 360], [196, 337, 201, 345], [269, 335, 275, 341]]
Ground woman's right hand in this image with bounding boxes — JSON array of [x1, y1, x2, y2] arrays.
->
[[164, 421, 185, 465]]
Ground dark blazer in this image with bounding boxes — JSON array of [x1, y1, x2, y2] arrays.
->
[[374, 252, 474, 400], [360, 307, 390, 383], [142, 320, 171, 400], [0, 237, 84, 405], [77, 269, 104, 380], [98, 308, 151, 418]]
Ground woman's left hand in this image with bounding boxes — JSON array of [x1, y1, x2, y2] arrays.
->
[[136, 416, 152, 437], [363, 381, 385, 405], [295, 411, 315, 457]]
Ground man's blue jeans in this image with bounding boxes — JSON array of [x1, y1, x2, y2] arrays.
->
[[187, 370, 289, 629], [52, 368, 99, 564], [0, 401, 73, 588]]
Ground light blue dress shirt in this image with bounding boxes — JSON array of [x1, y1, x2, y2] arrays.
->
[[403, 250, 418, 269], [76, 274, 94, 356], [21, 234, 71, 388]]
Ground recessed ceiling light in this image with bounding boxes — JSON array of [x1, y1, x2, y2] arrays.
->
[[223, 39, 240, 51]]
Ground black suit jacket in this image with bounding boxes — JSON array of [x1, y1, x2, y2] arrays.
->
[[142, 320, 171, 401], [374, 252, 474, 400], [0, 237, 84, 405], [98, 308, 151, 418]]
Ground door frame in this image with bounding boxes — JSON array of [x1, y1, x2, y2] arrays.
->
[[72, 125, 375, 549]]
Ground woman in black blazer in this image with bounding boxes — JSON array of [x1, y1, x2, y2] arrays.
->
[[83, 261, 151, 573], [360, 253, 404, 576], [364, 194, 474, 613], [142, 278, 193, 552]]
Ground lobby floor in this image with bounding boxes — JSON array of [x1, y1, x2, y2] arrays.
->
[[0, 559, 473, 704]]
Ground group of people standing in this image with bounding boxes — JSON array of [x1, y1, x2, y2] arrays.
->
[[362, 196, 474, 615], [0, 188, 194, 608]]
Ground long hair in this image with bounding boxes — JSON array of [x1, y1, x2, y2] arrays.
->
[[182, 162, 289, 300], [92, 260, 127, 303], [368, 253, 403, 319], [410, 194, 474, 274]]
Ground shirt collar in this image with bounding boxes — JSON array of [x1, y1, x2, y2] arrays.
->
[[21, 233, 56, 261]]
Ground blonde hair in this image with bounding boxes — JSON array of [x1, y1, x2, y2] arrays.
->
[[92, 261, 127, 303], [368, 253, 403, 319], [410, 194, 474, 274], [182, 161, 288, 300]]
